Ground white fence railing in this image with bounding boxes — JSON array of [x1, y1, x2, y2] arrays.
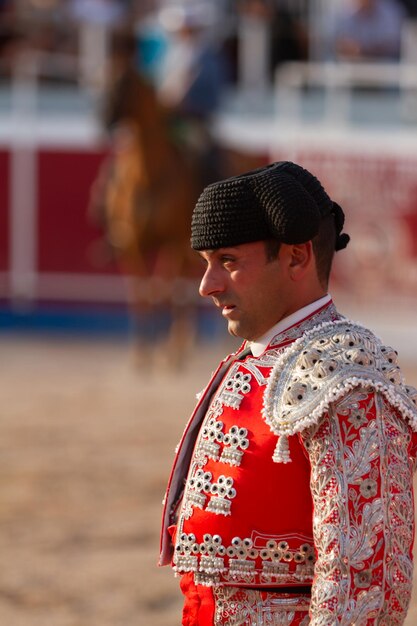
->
[[275, 60, 417, 124]]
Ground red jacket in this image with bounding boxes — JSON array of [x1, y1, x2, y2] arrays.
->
[[160, 301, 417, 623]]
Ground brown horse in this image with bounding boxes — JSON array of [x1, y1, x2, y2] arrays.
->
[[89, 37, 201, 367]]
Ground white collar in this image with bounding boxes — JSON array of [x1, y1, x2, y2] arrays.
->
[[249, 294, 332, 357]]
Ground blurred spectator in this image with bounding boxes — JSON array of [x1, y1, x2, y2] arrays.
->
[[0, 0, 16, 66], [101, 27, 157, 130], [135, 10, 169, 85], [0, 28, 24, 77], [0, 2, 72, 58], [0, 0, 11, 15], [332, 0, 406, 61], [397, 0, 417, 16], [231, 0, 307, 94], [269, 1, 308, 70], [66, 0, 132, 92], [157, 3, 231, 184], [67, 0, 129, 26], [158, 4, 229, 122], [238, 0, 307, 77]]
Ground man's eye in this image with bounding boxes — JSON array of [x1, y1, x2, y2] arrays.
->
[[221, 256, 236, 265]]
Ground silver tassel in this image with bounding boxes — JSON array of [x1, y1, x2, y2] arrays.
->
[[273, 435, 291, 463]]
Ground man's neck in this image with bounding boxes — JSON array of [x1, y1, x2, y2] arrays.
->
[[249, 294, 332, 357]]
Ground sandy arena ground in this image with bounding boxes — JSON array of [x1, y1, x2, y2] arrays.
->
[[1, 332, 417, 626]]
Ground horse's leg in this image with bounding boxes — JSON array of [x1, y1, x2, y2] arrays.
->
[[150, 246, 196, 371], [116, 250, 160, 369], [105, 144, 165, 368], [166, 289, 197, 370]]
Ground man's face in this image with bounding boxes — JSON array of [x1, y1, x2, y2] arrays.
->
[[198, 241, 294, 341]]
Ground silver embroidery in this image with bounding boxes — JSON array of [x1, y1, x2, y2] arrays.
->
[[184, 470, 237, 518], [228, 559, 257, 584], [220, 425, 249, 466], [174, 532, 198, 572], [244, 351, 281, 385], [263, 319, 417, 463], [178, 362, 256, 525], [213, 586, 311, 626], [184, 469, 212, 518], [301, 389, 415, 625], [200, 418, 224, 461], [173, 532, 315, 587], [199, 419, 249, 467], [206, 475, 237, 516], [269, 302, 339, 348], [378, 396, 415, 623], [219, 370, 252, 409]]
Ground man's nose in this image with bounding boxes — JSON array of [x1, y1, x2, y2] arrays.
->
[[199, 266, 224, 298]]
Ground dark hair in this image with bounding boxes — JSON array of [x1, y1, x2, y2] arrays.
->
[[264, 239, 281, 262], [312, 213, 337, 287], [264, 214, 336, 288]]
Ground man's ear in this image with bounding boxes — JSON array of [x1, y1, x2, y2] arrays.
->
[[288, 242, 313, 281]]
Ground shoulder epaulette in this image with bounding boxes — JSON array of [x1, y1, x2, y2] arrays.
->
[[262, 319, 417, 463]]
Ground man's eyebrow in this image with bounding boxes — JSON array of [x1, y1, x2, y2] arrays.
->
[[198, 248, 240, 258], [216, 247, 241, 254]]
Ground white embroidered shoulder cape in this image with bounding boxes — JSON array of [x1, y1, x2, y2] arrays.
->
[[262, 319, 417, 463]]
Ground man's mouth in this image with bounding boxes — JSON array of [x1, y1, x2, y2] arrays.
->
[[221, 304, 236, 318], [213, 298, 237, 317]]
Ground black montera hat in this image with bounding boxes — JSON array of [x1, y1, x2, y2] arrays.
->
[[191, 161, 350, 251]]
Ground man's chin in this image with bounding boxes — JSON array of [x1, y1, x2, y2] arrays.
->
[[227, 321, 245, 339], [227, 320, 238, 337]]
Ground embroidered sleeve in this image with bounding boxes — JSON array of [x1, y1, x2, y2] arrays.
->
[[301, 388, 415, 625]]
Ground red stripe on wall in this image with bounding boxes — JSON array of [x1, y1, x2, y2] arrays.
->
[[0, 150, 10, 271], [37, 149, 119, 274]]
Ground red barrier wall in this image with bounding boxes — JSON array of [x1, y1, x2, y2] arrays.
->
[[0, 151, 10, 273], [37, 149, 115, 274]]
